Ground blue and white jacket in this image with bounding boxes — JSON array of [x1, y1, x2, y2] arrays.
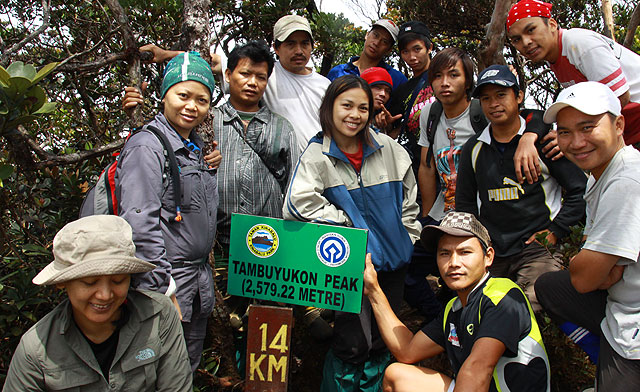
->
[[283, 129, 421, 272]]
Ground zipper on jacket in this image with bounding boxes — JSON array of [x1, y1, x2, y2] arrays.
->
[[356, 163, 370, 220]]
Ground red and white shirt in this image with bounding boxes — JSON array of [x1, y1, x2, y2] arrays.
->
[[551, 28, 640, 101], [550, 28, 640, 144]]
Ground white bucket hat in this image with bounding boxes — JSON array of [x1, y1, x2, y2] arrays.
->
[[33, 215, 155, 286]]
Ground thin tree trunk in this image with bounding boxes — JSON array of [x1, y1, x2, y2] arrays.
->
[[477, 0, 515, 71], [624, 2, 640, 49], [103, 0, 144, 128], [180, 1, 242, 387], [601, 0, 615, 40]]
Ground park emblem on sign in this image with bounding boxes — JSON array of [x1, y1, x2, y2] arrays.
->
[[247, 224, 279, 258], [228, 214, 368, 314]]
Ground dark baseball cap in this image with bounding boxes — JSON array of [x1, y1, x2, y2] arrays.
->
[[472, 64, 519, 98], [398, 21, 431, 41], [420, 211, 491, 252]]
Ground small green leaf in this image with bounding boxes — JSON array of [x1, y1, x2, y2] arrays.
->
[[0, 164, 14, 180], [33, 101, 57, 114], [32, 62, 59, 85], [26, 85, 47, 112], [8, 76, 32, 96], [7, 61, 37, 80], [0, 65, 10, 85]]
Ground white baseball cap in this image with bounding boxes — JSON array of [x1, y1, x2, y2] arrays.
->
[[274, 15, 313, 42], [544, 81, 622, 124], [372, 19, 399, 43]]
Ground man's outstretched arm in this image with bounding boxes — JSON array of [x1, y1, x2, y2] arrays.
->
[[364, 254, 444, 363]]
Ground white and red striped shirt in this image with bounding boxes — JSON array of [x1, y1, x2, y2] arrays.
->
[[550, 28, 640, 103]]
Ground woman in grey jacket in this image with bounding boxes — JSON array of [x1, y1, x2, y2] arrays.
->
[[3, 215, 192, 392]]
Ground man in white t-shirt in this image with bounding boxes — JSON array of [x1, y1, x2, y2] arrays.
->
[[264, 15, 330, 151], [506, 0, 640, 149], [536, 81, 640, 390], [206, 15, 329, 151]]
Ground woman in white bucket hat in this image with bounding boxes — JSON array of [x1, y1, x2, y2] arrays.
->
[[3, 215, 192, 391]]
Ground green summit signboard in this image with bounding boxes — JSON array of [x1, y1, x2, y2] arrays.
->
[[228, 214, 368, 314]]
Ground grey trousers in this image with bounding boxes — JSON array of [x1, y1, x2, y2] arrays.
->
[[535, 270, 640, 391], [181, 293, 208, 373]]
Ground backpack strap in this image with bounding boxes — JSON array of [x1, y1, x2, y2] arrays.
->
[[425, 100, 443, 168], [142, 125, 183, 222], [469, 98, 488, 134]]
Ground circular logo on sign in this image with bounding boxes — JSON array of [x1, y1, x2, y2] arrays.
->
[[247, 224, 279, 258], [316, 233, 350, 267]]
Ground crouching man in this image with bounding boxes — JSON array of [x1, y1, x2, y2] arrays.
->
[[363, 211, 550, 391]]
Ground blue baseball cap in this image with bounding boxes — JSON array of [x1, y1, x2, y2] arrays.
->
[[472, 64, 519, 98]]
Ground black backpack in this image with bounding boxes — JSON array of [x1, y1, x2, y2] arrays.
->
[[424, 98, 487, 168], [79, 125, 182, 221]]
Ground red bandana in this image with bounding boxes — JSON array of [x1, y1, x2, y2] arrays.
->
[[506, 0, 553, 32]]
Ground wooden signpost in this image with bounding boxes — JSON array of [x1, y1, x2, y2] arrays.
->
[[245, 305, 293, 391]]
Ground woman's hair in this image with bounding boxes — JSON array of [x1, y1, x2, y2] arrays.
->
[[428, 47, 476, 100], [319, 75, 374, 146]]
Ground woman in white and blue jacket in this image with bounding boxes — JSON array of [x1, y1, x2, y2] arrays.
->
[[283, 75, 421, 392]]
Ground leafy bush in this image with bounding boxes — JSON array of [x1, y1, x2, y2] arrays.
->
[[0, 160, 100, 385]]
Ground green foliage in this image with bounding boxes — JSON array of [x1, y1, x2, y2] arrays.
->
[[0, 160, 99, 384], [0, 61, 58, 136]]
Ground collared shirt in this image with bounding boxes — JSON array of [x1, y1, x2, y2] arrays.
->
[[455, 115, 587, 257], [327, 56, 408, 91], [214, 102, 299, 247], [3, 290, 192, 392]]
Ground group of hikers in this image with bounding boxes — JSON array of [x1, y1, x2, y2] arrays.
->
[[3, 0, 640, 391]]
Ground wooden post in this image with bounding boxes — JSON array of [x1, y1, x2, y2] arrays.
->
[[245, 305, 293, 392]]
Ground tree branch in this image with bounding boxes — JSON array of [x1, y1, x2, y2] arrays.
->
[[13, 124, 124, 170], [104, 0, 144, 127], [624, 2, 640, 49], [601, 0, 615, 40], [54, 29, 117, 71], [477, 0, 514, 70], [56, 52, 129, 73], [33, 139, 124, 169], [0, 0, 51, 64]]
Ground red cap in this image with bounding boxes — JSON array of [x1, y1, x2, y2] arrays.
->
[[506, 0, 552, 32], [360, 67, 393, 89]]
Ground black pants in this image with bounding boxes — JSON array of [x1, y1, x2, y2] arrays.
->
[[535, 270, 640, 391], [331, 265, 408, 364]]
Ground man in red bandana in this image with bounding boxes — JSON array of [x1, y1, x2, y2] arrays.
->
[[506, 0, 640, 150]]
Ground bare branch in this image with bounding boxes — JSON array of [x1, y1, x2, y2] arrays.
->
[[56, 52, 129, 73], [601, 0, 615, 40], [33, 139, 124, 169], [104, 0, 144, 127], [624, 2, 640, 49], [477, 0, 515, 70], [13, 125, 124, 169], [0, 0, 51, 64], [54, 29, 117, 70]]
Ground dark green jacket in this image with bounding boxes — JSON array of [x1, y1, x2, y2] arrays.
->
[[3, 290, 191, 392]]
